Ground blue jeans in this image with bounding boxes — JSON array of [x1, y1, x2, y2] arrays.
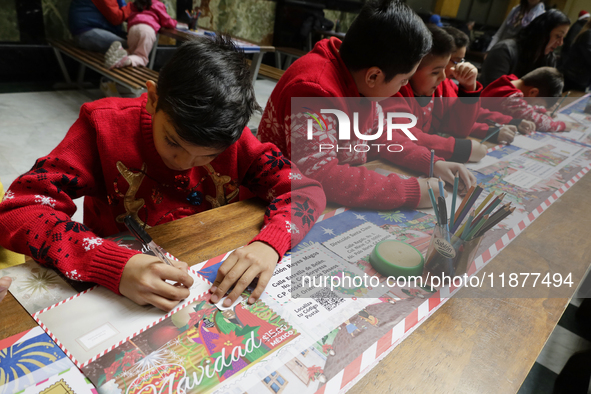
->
[[74, 28, 127, 53]]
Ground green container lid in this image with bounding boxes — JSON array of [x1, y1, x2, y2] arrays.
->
[[369, 240, 424, 278]]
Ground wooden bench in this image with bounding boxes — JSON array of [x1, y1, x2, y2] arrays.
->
[[48, 39, 159, 96], [246, 59, 284, 81], [275, 46, 308, 69]]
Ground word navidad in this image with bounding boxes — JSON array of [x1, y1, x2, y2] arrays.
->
[[307, 109, 418, 153]]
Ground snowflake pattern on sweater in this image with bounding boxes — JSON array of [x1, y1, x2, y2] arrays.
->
[[0, 95, 325, 294]]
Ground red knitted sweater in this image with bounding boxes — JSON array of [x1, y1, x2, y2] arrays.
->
[[0, 95, 325, 294], [258, 37, 444, 210], [481, 75, 566, 132]]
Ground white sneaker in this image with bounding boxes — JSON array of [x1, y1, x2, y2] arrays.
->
[[112, 55, 132, 69], [105, 42, 127, 68]]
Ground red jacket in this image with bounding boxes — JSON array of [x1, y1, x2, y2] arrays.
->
[[439, 78, 519, 140], [382, 81, 480, 162], [258, 37, 443, 210], [127, 0, 177, 32], [0, 95, 325, 294], [481, 74, 566, 132]]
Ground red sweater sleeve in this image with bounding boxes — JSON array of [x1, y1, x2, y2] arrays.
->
[[501, 95, 566, 132], [236, 130, 326, 256], [153, 1, 177, 29], [0, 106, 140, 294], [91, 0, 131, 25], [383, 96, 470, 162], [432, 83, 483, 139]]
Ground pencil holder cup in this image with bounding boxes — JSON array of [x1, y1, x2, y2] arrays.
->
[[189, 16, 199, 30], [423, 225, 483, 279]]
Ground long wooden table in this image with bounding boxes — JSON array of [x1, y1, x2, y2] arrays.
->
[[2, 160, 590, 392], [159, 27, 275, 84]]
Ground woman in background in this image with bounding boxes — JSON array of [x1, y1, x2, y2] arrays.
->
[[561, 19, 591, 92], [480, 9, 570, 87], [487, 0, 545, 51]]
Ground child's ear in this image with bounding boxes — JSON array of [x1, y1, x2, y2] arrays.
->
[[365, 67, 383, 89], [145, 80, 158, 115], [526, 87, 540, 97]]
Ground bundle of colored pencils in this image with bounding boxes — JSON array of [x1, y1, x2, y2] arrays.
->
[[428, 173, 515, 242]]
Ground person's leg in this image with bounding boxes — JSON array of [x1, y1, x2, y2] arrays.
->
[[126, 24, 156, 67], [74, 28, 127, 53]]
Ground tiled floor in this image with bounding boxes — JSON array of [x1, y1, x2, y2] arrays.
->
[[1, 82, 590, 392]]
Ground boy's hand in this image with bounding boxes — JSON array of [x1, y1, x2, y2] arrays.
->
[[120, 254, 194, 312], [417, 178, 446, 208], [498, 125, 517, 145], [210, 241, 280, 307], [0, 276, 12, 303], [562, 121, 576, 132], [450, 62, 478, 92], [518, 120, 536, 134], [433, 161, 476, 192], [469, 139, 488, 162]]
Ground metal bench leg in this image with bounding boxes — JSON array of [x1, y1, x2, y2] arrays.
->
[[249, 53, 263, 84], [52, 48, 72, 84], [285, 55, 294, 69], [275, 51, 282, 70], [148, 34, 159, 70], [76, 64, 86, 88]]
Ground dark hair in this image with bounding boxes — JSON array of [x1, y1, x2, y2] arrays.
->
[[340, 0, 432, 81], [521, 66, 564, 99], [515, 9, 571, 75], [134, 0, 152, 12], [443, 26, 469, 50], [427, 24, 455, 57], [156, 35, 261, 149]]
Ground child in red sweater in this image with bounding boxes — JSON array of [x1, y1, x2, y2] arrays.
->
[[0, 37, 325, 311], [105, 0, 177, 69], [390, 25, 488, 161], [481, 67, 575, 132], [258, 0, 476, 211], [440, 26, 536, 145]]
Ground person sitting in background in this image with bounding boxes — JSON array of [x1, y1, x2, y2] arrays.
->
[[560, 18, 591, 93], [480, 10, 571, 87], [69, 0, 130, 53], [104, 0, 177, 69], [487, 0, 545, 51], [481, 67, 574, 132], [442, 26, 535, 145], [560, 10, 590, 64]]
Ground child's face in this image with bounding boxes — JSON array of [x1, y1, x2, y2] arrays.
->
[[410, 54, 451, 97], [151, 110, 224, 171], [445, 47, 466, 78]]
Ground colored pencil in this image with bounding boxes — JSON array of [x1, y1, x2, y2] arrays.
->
[[428, 182, 439, 223], [452, 184, 483, 233], [465, 214, 489, 240], [438, 177, 445, 200], [460, 209, 476, 240], [474, 193, 505, 224], [476, 207, 515, 237], [551, 91, 570, 117], [438, 196, 448, 233], [481, 128, 502, 143], [450, 171, 459, 229], [429, 149, 435, 178], [474, 191, 495, 216], [453, 184, 475, 224]]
